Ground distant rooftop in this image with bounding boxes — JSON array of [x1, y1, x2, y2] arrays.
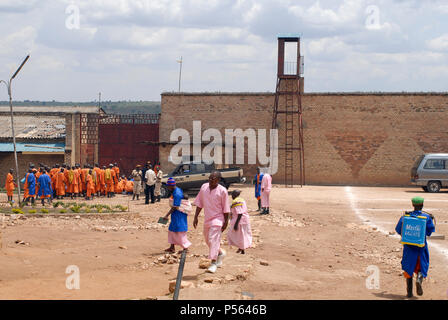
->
[[0, 115, 65, 139], [0, 105, 103, 115]]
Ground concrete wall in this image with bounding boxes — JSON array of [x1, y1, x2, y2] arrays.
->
[[160, 92, 448, 186]]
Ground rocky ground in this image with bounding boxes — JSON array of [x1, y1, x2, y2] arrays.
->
[[1, 185, 447, 300]]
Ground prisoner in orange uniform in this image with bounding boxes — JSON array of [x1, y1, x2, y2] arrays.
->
[[85, 169, 95, 200], [72, 166, 79, 196], [94, 163, 102, 196], [55, 168, 67, 199], [113, 163, 120, 195], [5, 169, 16, 202], [125, 178, 134, 194], [105, 164, 115, 197], [100, 166, 106, 196]]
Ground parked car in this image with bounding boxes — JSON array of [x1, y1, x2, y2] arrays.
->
[[160, 162, 245, 198], [411, 153, 448, 192]]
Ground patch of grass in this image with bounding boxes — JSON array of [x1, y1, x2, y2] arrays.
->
[[70, 205, 81, 213], [59, 209, 67, 213], [40, 208, 49, 214], [28, 209, 37, 214], [12, 208, 24, 214]]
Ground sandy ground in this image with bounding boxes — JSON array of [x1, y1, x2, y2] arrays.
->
[[1, 185, 447, 300]]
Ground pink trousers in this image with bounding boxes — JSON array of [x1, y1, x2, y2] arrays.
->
[[168, 231, 192, 249], [203, 225, 222, 260], [261, 190, 270, 207]]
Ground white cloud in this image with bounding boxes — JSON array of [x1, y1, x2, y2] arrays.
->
[[427, 34, 448, 51]]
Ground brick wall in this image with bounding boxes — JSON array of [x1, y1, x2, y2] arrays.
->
[[160, 92, 448, 186], [0, 153, 65, 187]]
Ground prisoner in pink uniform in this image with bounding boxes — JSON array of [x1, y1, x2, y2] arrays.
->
[[227, 190, 252, 254], [193, 172, 230, 272], [261, 172, 272, 214]]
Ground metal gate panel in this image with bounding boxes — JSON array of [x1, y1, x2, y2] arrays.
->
[[98, 114, 159, 177]]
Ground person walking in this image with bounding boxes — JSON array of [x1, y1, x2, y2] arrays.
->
[[193, 171, 230, 273], [131, 164, 143, 200], [395, 197, 435, 298], [260, 169, 272, 215], [5, 169, 16, 203], [154, 164, 163, 202], [145, 164, 156, 204], [254, 167, 264, 212], [227, 189, 252, 254]]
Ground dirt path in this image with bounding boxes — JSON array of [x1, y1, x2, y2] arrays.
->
[[1, 186, 447, 300]]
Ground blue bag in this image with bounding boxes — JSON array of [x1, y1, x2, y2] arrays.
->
[[400, 214, 427, 247]]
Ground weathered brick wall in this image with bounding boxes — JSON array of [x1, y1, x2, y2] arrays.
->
[[160, 93, 448, 186], [0, 153, 65, 187]]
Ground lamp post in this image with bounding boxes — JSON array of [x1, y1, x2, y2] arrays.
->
[[177, 56, 182, 93], [0, 55, 30, 205]]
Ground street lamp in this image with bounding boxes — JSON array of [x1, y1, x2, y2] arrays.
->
[[0, 54, 30, 205], [176, 56, 182, 92]]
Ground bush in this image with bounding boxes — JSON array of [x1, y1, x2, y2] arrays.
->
[[28, 209, 37, 214], [53, 201, 64, 208], [12, 208, 24, 214], [59, 209, 67, 213], [85, 208, 91, 213], [40, 208, 49, 214], [96, 207, 103, 213], [70, 205, 81, 213]]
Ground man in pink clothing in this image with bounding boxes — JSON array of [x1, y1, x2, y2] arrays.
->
[[260, 171, 272, 215], [193, 171, 230, 273]]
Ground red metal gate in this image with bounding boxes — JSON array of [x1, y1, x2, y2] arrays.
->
[[98, 114, 159, 177]]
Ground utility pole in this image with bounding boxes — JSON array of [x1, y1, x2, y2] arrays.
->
[[177, 56, 183, 92], [0, 55, 30, 205]]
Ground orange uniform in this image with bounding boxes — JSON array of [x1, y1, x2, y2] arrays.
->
[[113, 166, 120, 191], [55, 171, 66, 196], [125, 180, 134, 193], [73, 169, 80, 194], [99, 168, 106, 195], [5, 173, 15, 197], [67, 169, 75, 193], [23, 172, 30, 199], [94, 167, 102, 193], [105, 168, 114, 193], [116, 178, 125, 193], [35, 171, 41, 196], [80, 169, 87, 193], [86, 174, 95, 198]]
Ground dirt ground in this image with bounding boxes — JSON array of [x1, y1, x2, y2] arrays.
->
[[1, 185, 447, 300]]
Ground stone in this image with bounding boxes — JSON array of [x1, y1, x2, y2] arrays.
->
[[236, 274, 247, 281], [119, 246, 128, 250], [168, 280, 194, 293], [224, 274, 236, 282], [203, 278, 215, 283], [259, 260, 269, 266], [75, 216, 81, 219], [199, 258, 211, 269]]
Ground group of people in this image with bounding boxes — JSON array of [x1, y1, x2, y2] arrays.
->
[[162, 170, 256, 274], [4, 161, 165, 205]]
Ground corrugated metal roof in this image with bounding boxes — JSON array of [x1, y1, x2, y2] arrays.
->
[[0, 105, 102, 114], [0, 142, 65, 152], [0, 115, 65, 139]]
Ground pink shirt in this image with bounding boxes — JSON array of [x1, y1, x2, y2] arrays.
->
[[194, 183, 231, 227], [230, 198, 250, 225], [261, 173, 272, 192]]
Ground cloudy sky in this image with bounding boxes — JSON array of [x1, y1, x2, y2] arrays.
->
[[0, 0, 447, 101]]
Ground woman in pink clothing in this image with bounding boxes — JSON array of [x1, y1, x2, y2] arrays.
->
[[260, 171, 272, 215], [227, 190, 252, 254]]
